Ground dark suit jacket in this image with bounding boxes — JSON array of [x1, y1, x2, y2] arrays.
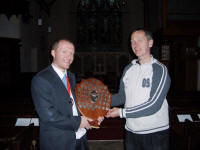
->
[[31, 65, 81, 150]]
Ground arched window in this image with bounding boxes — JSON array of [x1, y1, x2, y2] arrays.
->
[[76, 0, 125, 51]]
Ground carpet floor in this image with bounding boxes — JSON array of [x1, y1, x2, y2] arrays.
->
[[88, 140, 124, 150]]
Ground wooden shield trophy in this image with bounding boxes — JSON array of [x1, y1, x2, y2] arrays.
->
[[75, 78, 112, 128]]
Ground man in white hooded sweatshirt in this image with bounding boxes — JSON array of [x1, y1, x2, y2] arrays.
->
[[107, 29, 171, 150]]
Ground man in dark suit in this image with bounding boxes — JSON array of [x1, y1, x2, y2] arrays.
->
[[31, 39, 96, 150]]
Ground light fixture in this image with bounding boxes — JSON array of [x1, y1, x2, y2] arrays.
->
[[48, 26, 52, 32], [38, 18, 42, 26]]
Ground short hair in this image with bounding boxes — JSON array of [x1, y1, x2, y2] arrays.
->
[[48, 38, 74, 63], [131, 28, 153, 41], [51, 38, 74, 50]]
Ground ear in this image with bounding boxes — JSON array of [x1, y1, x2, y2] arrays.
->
[[51, 50, 55, 58], [149, 40, 153, 48]]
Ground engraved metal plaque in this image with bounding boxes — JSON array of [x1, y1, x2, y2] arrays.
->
[[75, 78, 112, 128]]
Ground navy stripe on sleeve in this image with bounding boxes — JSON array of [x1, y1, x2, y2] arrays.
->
[[125, 62, 170, 118]]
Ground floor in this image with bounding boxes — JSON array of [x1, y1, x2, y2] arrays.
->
[[88, 140, 124, 150], [88, 138, 200, 150]]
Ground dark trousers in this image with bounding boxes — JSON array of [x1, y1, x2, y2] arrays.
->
[[125, 129, 169, 150], [75, 135, 88, 150]]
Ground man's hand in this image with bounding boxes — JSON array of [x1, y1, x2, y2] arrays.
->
[[97, 116, 104, 125], [106, 107, 120, 118], [80, 116, 93, 130]]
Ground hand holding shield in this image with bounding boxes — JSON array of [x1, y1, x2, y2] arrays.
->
[[75, 78, 112, 128]]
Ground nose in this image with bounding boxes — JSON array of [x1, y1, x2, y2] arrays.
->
[[65, 53, 71, 58], [66, 54, 73, 61]]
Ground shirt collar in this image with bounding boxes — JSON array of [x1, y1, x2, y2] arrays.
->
[[132, 55, 155, 65], [51, 64, 67, 79]]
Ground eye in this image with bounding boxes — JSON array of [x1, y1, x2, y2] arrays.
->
[[131, 40, 136, 44], [68, 52, 73, 56], [61, 50, 66, 54]]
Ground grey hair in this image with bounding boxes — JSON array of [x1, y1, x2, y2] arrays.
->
[[131, 28, 153, 41]]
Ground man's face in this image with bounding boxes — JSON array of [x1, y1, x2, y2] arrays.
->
[[51, 40, 75, 72], [131, 31, 153, 59]]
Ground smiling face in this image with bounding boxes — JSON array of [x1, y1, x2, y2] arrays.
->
[[131, 30, 153, 63], [51, 40, 75, 72]]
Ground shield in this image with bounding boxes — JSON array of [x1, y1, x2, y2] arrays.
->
[[75, 78, 112, 128]]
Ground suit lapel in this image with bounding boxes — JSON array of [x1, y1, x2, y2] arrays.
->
[[49, 66, 66, 90], [48, 66, 73, 104], [68, 72, 81, 115], [67, 72, 76, 101], [49, 66, 81, 115]]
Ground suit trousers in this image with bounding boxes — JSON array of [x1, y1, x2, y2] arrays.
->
[[75, 135, 88, 150]]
